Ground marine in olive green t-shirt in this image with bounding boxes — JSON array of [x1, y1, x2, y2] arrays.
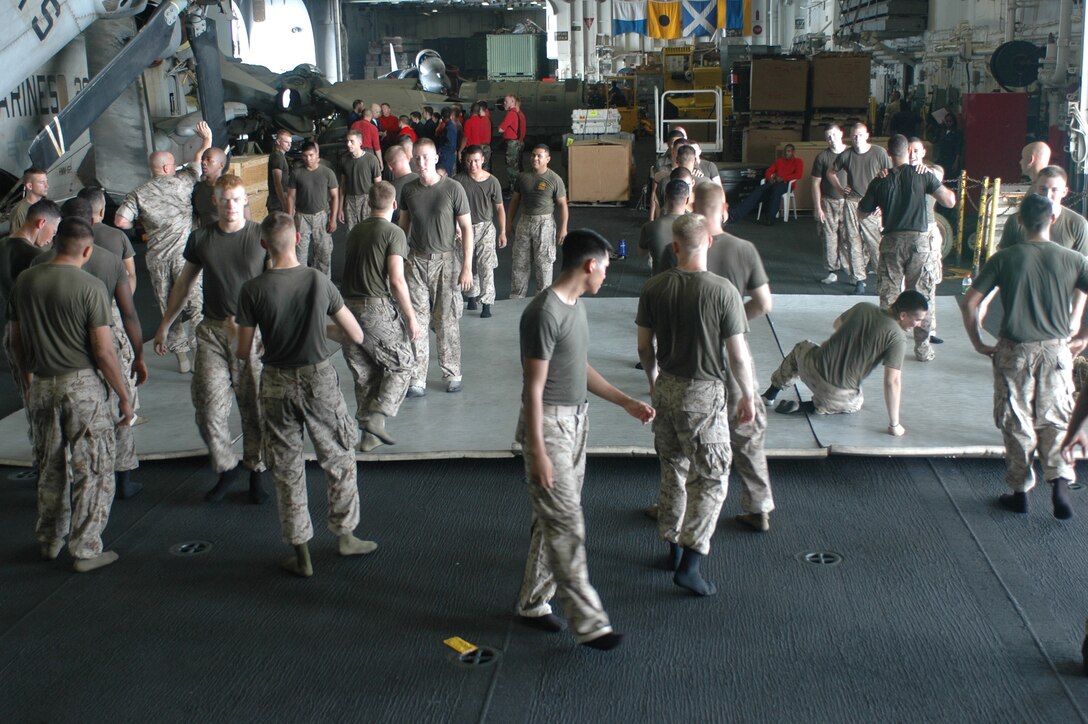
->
[[0, 235, 44, 305], [10, 264, 112, 376], [833, 146, 892, 198], [972, 240, 1088, 342], [267, 149, 291, 212], [289, 165, 338, 215], [811, 302, 907, 391], [515, 169, 566, 216], [182, 220, 268, 320], [32, 245, 126, 301], [341, 218, 409, 299], [635, 268, 748, 382], [339, 152, 382, 197], [236, 266, 344, 368], [192, 181, 218, 228], [399, 176, 470, 255], [998, 207, 1088, 256], [639, 213, 681, 274], [519, 288, 588, 406], [453, 173, 503, 225], [92, 223, 135, 260]]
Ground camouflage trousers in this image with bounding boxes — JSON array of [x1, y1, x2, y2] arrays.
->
[[510, 214, 556, 299], [505, 140, 524, 190], [31, 369, 116, 560], [342, 194, 370, 232], [479, 143, 493, 170], [405, 251, 463, 387], [652, 373, 731, 555], [818, 197, 846, 273], [770, 340, 864, 414], [468, 221, 499, 305], [992, 338, 1076, 491], [724, 361, 774, 515], [516, 403, 613, 643], [4, 321, 32, 441], [877, 231, 939, 348], [110, 308, 138, 472], [260, 361, 360, 545], [842, 199, 882, 282], [342, 298, 414, 424], [298, 210, 333, 276], [148, 254, 202, 354], [192, 319, 265, 474]]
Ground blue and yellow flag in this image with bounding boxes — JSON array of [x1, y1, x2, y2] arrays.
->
[[718, 0, 751, 35]]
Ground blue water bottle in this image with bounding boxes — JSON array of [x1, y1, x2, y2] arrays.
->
[[617, 239, 627, 258]]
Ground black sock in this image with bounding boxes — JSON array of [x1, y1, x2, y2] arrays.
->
[[763, 385, 781, 401], [665, 542, 681, 571], [1051, 478, 1073, 520], [249, 470, 269, 505], [673, 547, 717, 596], [581, 632, 624, 651], [800, 401, 816, 414], [204, 467, 239, 502], [115, 470, 142, 500], [998, 491, 1028, 514], [518, 613, 566, 633]]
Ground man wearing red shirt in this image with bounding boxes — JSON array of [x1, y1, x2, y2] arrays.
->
[[378, 103, 401, 146], [351, 108, 383, 156], [499, 95, 527, 192], [730, 144, 804, 226], [461, 101, 494, 169], [398, 116, 418, 142]]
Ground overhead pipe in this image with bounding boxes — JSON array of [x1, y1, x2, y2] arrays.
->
[[1044, 0, 1072, 87]]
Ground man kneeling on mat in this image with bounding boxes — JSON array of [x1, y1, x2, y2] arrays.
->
[[762, 290, 928, 437]]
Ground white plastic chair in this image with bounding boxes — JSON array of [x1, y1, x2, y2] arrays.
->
[[757, 178, 798, 223]]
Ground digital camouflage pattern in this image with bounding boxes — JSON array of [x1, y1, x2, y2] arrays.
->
[[770, 340, 865, 414], [342, 298, 414, 423], [405, 253, 463, 387], [510, 214, 556, 299]]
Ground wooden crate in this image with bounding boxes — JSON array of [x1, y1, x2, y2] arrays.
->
[[229, 155, 269, 192]]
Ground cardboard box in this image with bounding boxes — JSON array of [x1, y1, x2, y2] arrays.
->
[[742, 127, 802, 164], [229, 155, 269, 191], [566, 138, 633, 203], [247, 189, 270, 222], [812, 54, 872, 109], [750, 58, 809, 112]]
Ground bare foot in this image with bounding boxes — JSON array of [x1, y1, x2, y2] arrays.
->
[[73, 551, 119, 572], [338, 534, 378, 556]]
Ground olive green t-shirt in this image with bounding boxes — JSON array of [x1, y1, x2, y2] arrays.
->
[[341, 218, 409, 299], [998, 208, 1088, 256], [859, 165, 942, 232], [812, 148, 846, 201], [390, 172, 419, 224], [92, 223, 135, 260], [520, 288, 588, 406], [638, 214, 681, 274], [339, 152, 382, 197], [697, 159, 720, 183], [236, 266, 344, 368], [515, 169, 566, 216], [636, 268, 748, 381], [182, 221, 267, 320], [833, 145, 892, 198], [707, 232, 769, 294], [400, 177, 470, 255], [10, 264, 111, 375], [288, 165, 338, 215], [32, 246, 125, 300], [267, 150, 291, 211], [972, 240, 1088, 342], [0, 235, 44, 305], [192, 181, 218, 227], [454, 172, 503, 224], [811, 303, 907, 391]]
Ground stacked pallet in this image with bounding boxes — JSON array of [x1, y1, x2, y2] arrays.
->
[[807, 54, 871, 139], [741, 57, 808, 163]]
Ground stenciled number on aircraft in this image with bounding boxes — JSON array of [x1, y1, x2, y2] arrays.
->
[[18, 0, 63, 42]]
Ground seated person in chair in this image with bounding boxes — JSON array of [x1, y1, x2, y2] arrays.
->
[[729, 144, 803, 226]]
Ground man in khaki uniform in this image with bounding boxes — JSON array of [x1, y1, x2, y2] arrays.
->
[[338, 130, 383, 231], [155, 175, 269, 504], [508, 145, 568, 298], [637, 214, 755, 596], [454, 145, 507, 317], [518, 229, 654, 650], [287, 141, 339, 275], [398, 138, 474, 396], [962, 194, 1088, 519], [341, 181, 421, 452], [115, 121, 213, 373], [11, 218, 133, 572], [236, 212, 377, 577]]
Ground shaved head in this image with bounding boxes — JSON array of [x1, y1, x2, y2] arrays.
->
[[1020, 141, 1051, 180]]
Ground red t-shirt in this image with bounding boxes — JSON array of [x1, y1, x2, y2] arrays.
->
[[765, 157, 804, 183], [463, 115, 492, 146], [399, 126, 417, 142], [378, 115, 400, 139], [499, 110, 526, 141], [351, 120, 381, 153]]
